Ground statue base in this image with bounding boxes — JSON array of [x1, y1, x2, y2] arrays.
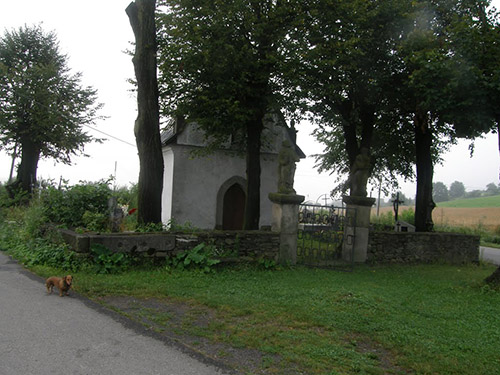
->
[[269, 193, 305, 265], [268, 192, 305, 205], [342, 195, 375, 263]]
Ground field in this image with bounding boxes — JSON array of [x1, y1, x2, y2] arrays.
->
[[432, 206, 500, 230], [374, 195, 500, 231]]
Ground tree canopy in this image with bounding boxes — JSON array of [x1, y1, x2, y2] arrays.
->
[[297, 0, 499, 231], [433, 181, 449, 202], [449, 180, 466, 199], [155, 0, 499, 231], [295, 0, 415, 197], [397, 0, 498, 230], [156, 0, 301, 229], [0, 25, 102, 196]]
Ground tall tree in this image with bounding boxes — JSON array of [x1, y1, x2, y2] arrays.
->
[[126, 0, 164, 225], [157, 0, 299, 229], [449, 180, 465, 199], [485, 182, 500, 196], [0, 25, 102, 197], [293, 0, 415, 198], [297, 0, 497, 232], [398, 0, 497, 231], [432, 181, 449, 202]]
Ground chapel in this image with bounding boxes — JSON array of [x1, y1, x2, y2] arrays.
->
[[160, 113, 305, 230]]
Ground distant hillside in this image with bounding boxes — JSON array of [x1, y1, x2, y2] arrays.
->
[[437, 195, 500, 208]]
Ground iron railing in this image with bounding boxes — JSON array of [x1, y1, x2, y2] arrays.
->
[[297, 203, 356, 270]]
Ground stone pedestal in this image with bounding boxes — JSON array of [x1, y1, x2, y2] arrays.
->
[[269, 192, 305, 265], [342, 195, 376, 263]]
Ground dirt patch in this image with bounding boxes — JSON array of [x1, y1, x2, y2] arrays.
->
[[345, 333, 412, 375], [95, 296, 414, 374], [96, 296, 301, 375]]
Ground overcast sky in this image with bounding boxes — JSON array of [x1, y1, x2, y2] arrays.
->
[[1, 0, 499, 203]]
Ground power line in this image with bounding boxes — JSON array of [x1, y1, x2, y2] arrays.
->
[[83, 123, 136, 148]]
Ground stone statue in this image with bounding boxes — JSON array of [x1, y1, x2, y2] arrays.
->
[[108, 196, 124, 232], [278, 140, 299, 195], [348, 147, 371, 197]]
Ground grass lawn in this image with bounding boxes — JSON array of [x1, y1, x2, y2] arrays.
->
[[29, 261, 500, 375]]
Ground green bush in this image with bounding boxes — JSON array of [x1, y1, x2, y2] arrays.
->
[[371, 208, 415, 231], [0, 185, 144, 274], [371, 211, 393, 231], [82, 210, 108, 232], [40, 179, 113, 230], [22, 199, 48, 239], [400, 207, 415, 225]]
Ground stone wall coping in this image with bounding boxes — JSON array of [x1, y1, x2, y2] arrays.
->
[[57, 228, 280, 261], [370, 231, 480, 239]]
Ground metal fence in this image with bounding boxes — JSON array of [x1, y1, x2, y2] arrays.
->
[[297, 203, 356, 270]]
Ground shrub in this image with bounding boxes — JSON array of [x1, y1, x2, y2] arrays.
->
[[371, 208, 415, 231], [371, 211, 394, 231], [40, 179, 113, 229], [22, 199, 48, 239], [400, 207, 415, 225], [82, 211, 108, 232]]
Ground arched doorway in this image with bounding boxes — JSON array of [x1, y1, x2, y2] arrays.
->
[[222, 183, 246, 230]]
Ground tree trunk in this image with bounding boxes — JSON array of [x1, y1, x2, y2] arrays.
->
[[497, 119, 500, 182], [7, 138, 40, 199], [126, 0, 164, 225], [340, 100, 375, 197], [414, 108, 435, 232], [244, 119, 263, 230]]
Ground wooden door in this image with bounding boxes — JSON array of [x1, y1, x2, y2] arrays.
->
[[222, 183, 246, 230]]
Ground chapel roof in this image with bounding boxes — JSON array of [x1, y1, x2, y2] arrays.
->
[[160, 114, 305, 158]]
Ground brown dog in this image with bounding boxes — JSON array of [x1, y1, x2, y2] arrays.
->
[[45, 275, 73, 297]]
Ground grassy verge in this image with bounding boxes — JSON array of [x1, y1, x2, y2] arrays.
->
[[23, 260, 500, 375]]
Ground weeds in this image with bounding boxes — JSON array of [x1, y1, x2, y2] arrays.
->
[[167, 242, 220, 273], [90, 243, 131, 274]]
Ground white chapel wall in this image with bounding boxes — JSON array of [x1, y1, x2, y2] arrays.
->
[[161, 148, 175, 224]]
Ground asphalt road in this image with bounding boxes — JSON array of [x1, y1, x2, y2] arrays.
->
[[480, 246, 500, 266], [0, 251, 229, 375]]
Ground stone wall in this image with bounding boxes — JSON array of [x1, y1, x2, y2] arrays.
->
[[367, 232, 479, 264], [59, 229, 279, 261], [59, 228, 479, 266]]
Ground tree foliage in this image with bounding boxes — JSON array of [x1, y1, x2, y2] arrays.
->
[[295, 0, 415, 197], [0, 25, 102, 196], [154, 0, 499, 232], [397, 0, 498, 231], [156, 0, 301, 229], [449, 180, 466, 199], [432, 181, 449, 202], [485, 182, 500, 196], [301, 0, 498, 230]]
